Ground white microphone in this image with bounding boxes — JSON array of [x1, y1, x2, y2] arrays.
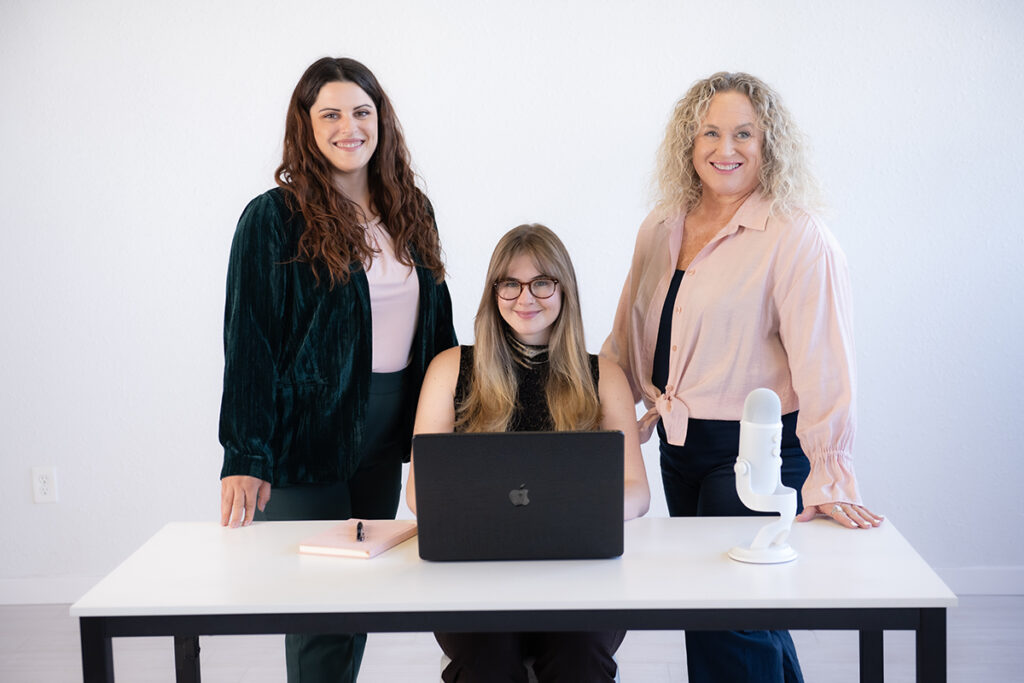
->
[[738, 387, 784, 498], [729, 388, 798, 564]]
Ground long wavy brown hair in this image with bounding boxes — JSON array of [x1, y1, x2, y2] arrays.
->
[[276, 57, 445, 285]]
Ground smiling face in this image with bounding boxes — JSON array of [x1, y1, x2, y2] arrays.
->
[[692, 91, 763, 203], [310, 81, 378, 184], [496, 253, 562, 346]]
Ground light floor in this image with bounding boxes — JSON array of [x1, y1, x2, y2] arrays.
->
[[0, 596, 1020, 682]]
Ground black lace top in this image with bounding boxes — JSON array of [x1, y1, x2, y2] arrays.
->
[[454, 344, 600, 432]]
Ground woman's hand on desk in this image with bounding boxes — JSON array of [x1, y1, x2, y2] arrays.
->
[[220, 475, 271, 528], [796, 502, 884, 529]]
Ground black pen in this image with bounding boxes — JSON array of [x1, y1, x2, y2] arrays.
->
[[356, 521, 365, 542]]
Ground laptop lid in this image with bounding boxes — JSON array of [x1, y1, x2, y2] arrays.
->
[[412, 431, 624, 561]]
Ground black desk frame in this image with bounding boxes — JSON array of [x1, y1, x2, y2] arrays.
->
[[79, 606, 947, 682]]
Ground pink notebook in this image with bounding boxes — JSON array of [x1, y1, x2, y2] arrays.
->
[[298, 519, 418, 559]]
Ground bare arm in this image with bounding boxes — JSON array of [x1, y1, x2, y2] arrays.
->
[[405, 346, 461, 515], [598, 357, 651, 520]]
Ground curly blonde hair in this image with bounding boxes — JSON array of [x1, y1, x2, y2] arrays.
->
[[655, 72, 820, 216]]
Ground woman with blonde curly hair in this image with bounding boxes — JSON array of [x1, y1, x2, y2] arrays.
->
[[408, 224, 650, 681], [218, 57, 457, 681], [602, 72, 882, 682]]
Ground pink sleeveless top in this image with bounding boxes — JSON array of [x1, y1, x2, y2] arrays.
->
[[363, 220, 420, 372]]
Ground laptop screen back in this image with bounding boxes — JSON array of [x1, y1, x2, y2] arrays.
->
[[412, 431, 624, 561]]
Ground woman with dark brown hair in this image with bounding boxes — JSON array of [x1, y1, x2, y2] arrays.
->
[[217, 57, 457, 682]]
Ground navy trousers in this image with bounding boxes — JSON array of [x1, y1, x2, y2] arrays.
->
[[255, 370, 408, 683], [660, 413, 808, 683]]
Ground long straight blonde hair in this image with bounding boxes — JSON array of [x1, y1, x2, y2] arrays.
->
[[456, 224, 602, 433]]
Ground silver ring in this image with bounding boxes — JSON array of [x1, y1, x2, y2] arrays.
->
[[830, 504, 843, 515]]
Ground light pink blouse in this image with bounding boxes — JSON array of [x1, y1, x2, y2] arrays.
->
[[363, 220, 420, 373], [600, 192, 861, 507]]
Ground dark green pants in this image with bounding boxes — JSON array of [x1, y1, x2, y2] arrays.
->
[[256, 370, 408, 682]]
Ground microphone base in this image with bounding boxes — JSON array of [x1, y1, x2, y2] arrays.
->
[[728, 543, 798, 564]]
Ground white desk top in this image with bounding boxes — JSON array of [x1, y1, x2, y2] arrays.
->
[[70, 517, 956, 618]]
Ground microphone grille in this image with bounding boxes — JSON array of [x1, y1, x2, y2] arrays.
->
[[742, 387, 782, 424]]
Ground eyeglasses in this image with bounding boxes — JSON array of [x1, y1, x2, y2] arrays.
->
[[493, 277, 560, 300]]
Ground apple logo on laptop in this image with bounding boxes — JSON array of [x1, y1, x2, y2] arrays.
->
[[508, 484, 530, 506]]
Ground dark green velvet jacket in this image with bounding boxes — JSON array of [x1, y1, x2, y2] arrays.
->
[[218, 188, 457, 486]]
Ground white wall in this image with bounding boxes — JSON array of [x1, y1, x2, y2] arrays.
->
[[2, 0, 1022, 603]]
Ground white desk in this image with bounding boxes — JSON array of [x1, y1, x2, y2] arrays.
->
[[71, 517, 956, 682]]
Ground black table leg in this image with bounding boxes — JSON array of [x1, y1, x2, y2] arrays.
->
[[80, 618, 114, 683], [859, 629, 884, 683], [174, 635, 201, 683], [916, 608, 946, 683]]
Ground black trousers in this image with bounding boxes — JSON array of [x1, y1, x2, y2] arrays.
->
[[436, 630, 625, 683], [255, 369, 408, 683], [660, 412, 808, 683]]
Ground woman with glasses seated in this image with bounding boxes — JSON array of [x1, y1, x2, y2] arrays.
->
[[406, 223, 650, 682]]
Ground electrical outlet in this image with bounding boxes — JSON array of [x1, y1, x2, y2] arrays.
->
[[32, 466, 58, 503]]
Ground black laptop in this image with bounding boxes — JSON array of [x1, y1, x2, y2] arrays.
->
[[412, 431, 624, 561]]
